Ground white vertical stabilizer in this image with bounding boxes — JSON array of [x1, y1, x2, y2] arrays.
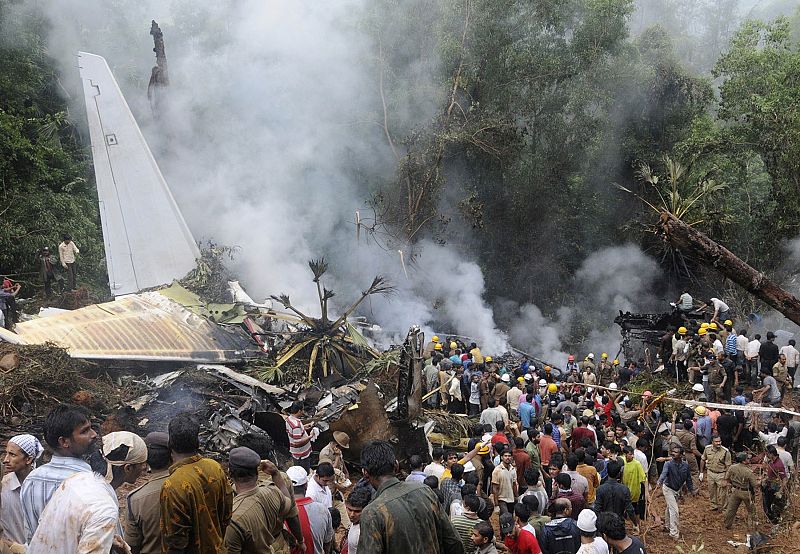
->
[[78, 51, 200, 296]]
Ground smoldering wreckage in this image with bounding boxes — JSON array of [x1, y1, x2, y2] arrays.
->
[[0, 47, 557, 467], [3, 41, 798, 474]]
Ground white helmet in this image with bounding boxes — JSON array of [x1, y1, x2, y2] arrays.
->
[[692, 383, 705, 393], [539, 379, 547, 387], [587, 353, 595, 359], [608, 383, 618, 390]]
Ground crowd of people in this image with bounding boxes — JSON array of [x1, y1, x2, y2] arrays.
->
[[0, 305, 798, 553]]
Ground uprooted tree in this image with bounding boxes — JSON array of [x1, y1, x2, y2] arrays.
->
[[658, 211, 800, 326]]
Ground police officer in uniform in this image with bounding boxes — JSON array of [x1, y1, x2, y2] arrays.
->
[[723, 451, 758, 532], [700, 434, 732, 511], [125, 432, 171, 554]]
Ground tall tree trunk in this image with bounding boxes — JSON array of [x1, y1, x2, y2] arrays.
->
[[659, 211, 800, 325]]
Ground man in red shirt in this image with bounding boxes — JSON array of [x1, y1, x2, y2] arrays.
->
[[512, 437, 531, 492], [286, 465, 333, 554], [538, 423, 559, 467], [286, 401, 318, 472], [570, 416, 596, 451], [491, 421, 511, 449], [500, 508, 542, 554]]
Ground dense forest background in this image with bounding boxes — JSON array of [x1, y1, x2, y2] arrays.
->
[[1, 0, 799, 352]]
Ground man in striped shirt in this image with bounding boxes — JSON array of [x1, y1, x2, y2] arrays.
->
[[20, 404, 98, 541], [286, 401, 318, 472]]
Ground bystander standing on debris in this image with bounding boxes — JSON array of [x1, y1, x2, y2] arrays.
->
[[58, 233, 79, 290], [286, 401, 318, 472], [0, 281, 20, 330], [38, 246, 63, 298]]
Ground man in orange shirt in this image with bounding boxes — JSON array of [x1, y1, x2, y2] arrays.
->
[[539, 423, 559, 467]]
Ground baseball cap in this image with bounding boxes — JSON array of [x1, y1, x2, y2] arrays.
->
[[577, 509, 597, 532], [287, 465, 309, 486], [102, 431, 147, 465]]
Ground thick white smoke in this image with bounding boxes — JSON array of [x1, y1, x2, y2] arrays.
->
[[6, 1, 668, 359]]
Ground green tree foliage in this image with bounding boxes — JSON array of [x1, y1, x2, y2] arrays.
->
[[366, 0, 712, 311], [0, 4, 105, 294]]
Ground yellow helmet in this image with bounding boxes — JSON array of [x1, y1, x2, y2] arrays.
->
[[700, 322, 709, 329], [678, 326, 688, 335], [434, 343, 443, 350], [544, 365, 552, 373], [708, 322, 718, 331], [477, 442, 490, 455], [547, 383, 558, 393], [485, 356, 493, 362], [724, 319, 733, 326], [601, 352, 608, 359], [450, 342, 457, 350], [698, 327, 708, 336], [694, 405, 707, 416], [432, 335, 440, 343], [613, 359, 620, 365]]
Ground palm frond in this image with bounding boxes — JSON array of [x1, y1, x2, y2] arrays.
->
[[308, 258, 329, 282]]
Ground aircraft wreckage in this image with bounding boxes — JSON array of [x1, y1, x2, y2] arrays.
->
[[1, 51, 549, 464]]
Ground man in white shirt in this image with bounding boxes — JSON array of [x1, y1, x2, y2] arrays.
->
[[736, 331, 749, 367], [780, 339, 800, 388], [776, 436, 794, 477], [57, 233, 80, 290], [424, 448, 446, 479], [28, 431, 148, 554], [676, 291, 693, 312], [702, 297, 730, 323], [306, 462, 335, 508], [345, 487, 371, 554], [745, 334, 761, 387]]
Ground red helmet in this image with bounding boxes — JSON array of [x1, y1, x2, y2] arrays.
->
[[567, 355, 575, 362]]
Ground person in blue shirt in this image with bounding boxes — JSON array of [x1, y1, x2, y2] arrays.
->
[[655, 446, 698, 540], [518, 391, 535, 430], [694, 406, 713, 449], [733, 386, 746, 406]]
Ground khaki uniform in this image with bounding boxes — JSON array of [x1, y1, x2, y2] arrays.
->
[[701, 445, 731, 510], [675, 429, 700, 479], [723, 463, 758, 531], [125, 469, 169, 554], [224, 483, 298, 554]]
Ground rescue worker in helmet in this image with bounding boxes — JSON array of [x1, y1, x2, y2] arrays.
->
[[423, 335, 440, 359], [566, 355, 579, 375]]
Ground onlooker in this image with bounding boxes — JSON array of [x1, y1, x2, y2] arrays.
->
[[286, 402, 318, 472], [356, 440, 463, 553], [58, 233, 79, 290], [345, 487, 371, 554], [38, 247, 63, 298], [575, 509, 609, 554], [1, 434, 44, 543], [471, 521, 498, 554], [491, 450, 518, 515], [287, 465, 332, 554], [538, 498, 580, 554], [160, 413, 233, 553], [125, 432, 171, 554], [307, 462, 335, 508], [29, 431, 148, 553], [406, 455, 428, 483], [655, 446, 697, 540], [20, 404, 98, 541], [223, 446, 302, 554], [596, 512, 646, 553]]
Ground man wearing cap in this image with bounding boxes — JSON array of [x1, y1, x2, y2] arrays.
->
[[319, 432, 349, 477], [575, 509, 609, 554], [287, 465, 334, 554], [224, 447, 303, 554], [492, 373, 510, 407], [723, 452, 758, 533], [20, 404, 98, 541], [160, 413, 233, 554], [424, 335, 440, 359], [699, 434, 731, 511], [357, 440, 463, 553], [1, 434, 44, 544], [126, 432, 172, 554], [29, 431, 148, 553]]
